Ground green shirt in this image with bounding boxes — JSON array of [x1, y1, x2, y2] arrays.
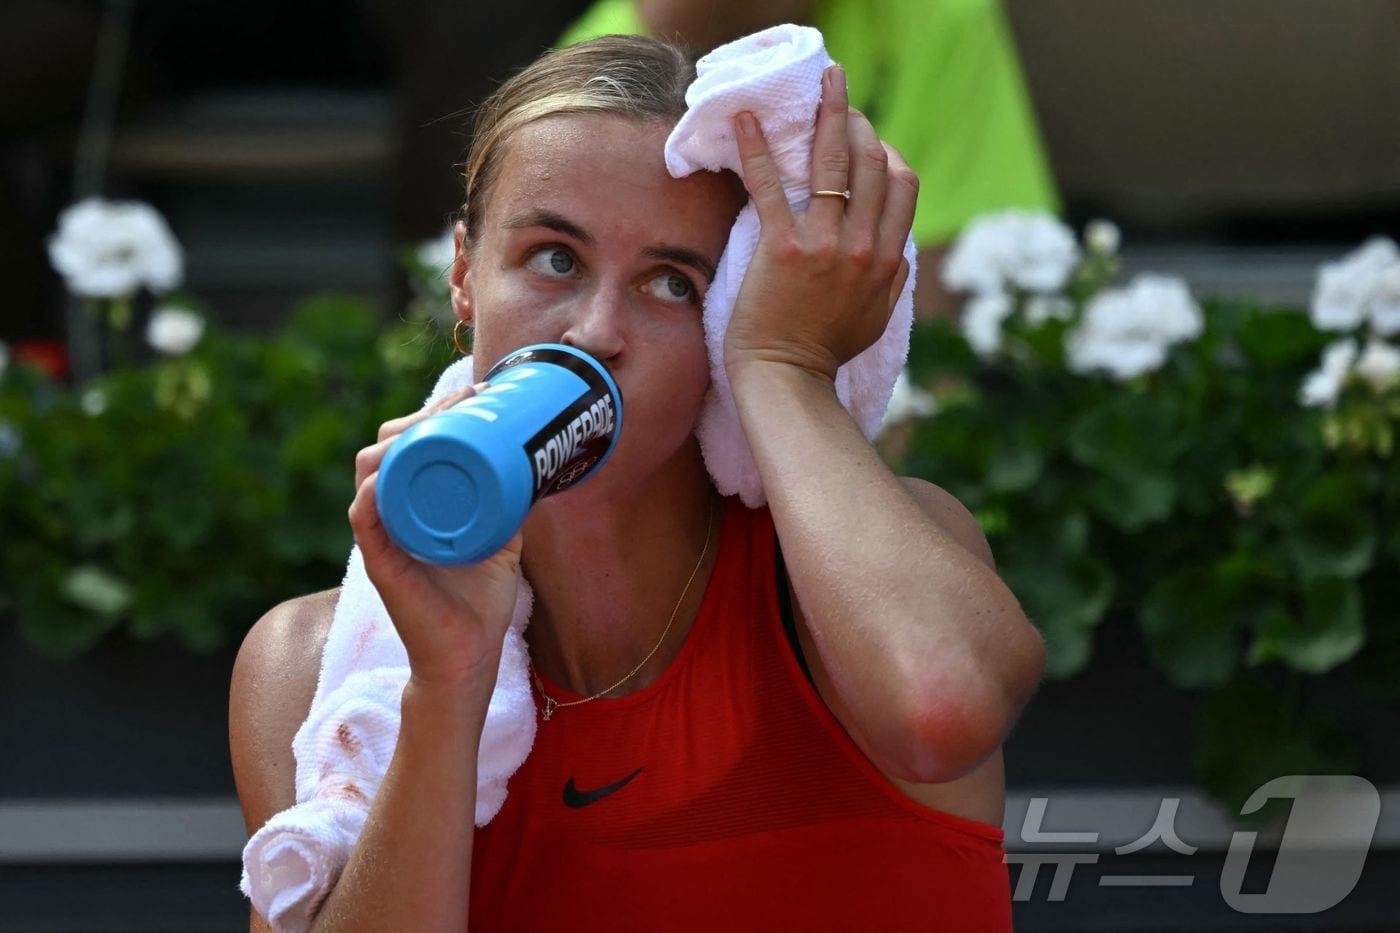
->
[[557, 0, 1061, 248]]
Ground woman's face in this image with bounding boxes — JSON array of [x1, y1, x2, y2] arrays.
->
[[451, 113, 746, 499]]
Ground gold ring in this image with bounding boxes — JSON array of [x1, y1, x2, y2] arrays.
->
[[812, 189, 851, 200]]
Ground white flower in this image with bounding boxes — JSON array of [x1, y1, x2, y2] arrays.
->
[[1299, 338, 1359, 408], [1084, 219, 1121, 256], [81, 386, 109, 416], [942, 209, 1080, 295], [1353, 336, 1400, 392], [1024, 294, 1074, 326], [1066, 329, 1168, 380], [961, 291, 1014, 358], [1372, 264, 1400, 336], [416, 227, 456, 273], [144, 305, 205, 355], [412, 227, 457, 320], [1309, 236, 1399, 333], [878, 368, 936, 437], [1065, 274, 1203, 380], [47, 197, 183, 298]]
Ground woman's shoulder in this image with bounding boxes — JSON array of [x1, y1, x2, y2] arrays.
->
[[229, 587, 340, 834], [234, 587, 339, 692]]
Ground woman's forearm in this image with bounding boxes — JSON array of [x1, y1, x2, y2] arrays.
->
[[310, 673, 497, 933]]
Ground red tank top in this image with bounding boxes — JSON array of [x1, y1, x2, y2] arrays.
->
[[469, 494, 1012, 931]]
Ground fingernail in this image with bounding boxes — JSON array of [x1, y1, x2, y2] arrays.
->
[[835, 65, 846, 92], [736, 111, 756, 137]]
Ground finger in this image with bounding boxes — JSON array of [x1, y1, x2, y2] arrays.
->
[[377, 381, 488, 442], [733, 111, 795, 234], [877, 141, 919, 258], [432, 380, 490, 414], [367, 380, 487, 487], [355, 438, 393, 491], [808, 64, 850, 227], [349, 471, 406, 579], [845, 109, 888, 242]]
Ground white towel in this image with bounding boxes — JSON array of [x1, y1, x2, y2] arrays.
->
[[240, 23, 915, 932], [238, 355, 539, 933], [665, 23, 917, 508]]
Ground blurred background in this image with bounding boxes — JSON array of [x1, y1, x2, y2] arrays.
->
[[2, 0, 1398, 930]]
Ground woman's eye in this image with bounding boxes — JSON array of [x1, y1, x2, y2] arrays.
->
[[526, 247, 576, 277], [646, 271, 697, 304]]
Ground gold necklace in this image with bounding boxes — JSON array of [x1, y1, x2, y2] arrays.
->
[[529, 497, 716, 721]]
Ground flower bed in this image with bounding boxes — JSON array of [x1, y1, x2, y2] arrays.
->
[[3, 199, 1396, 813], [895, 211, 1399, 811]]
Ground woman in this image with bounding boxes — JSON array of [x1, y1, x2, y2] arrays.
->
[[230, 34, 1045, 931]]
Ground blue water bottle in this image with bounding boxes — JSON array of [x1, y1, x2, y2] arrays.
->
[[375, 343, 624, 566]]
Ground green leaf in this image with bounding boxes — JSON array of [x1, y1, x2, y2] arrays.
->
[[1139, 566, 1240, 689], [1003, 552, 1114, 679], [263, 339, 327, 387], [1084, 469, 1176, 532], [129, 602, 174, 640], [907, 318, 976, 382], [285, 293, 379, 354], [17, 598, 122, 659], [1247, 577, 1365, 673], [60, 564, 133, 617], [1048, 509, 1090, 555], [178, 607, 226, 653], [903, 405, 990, 495], [1092, 469, 1176, 530], [281, 410, 350, 472], [1067, 394, 1185, 473], [268, 503, 352, 565], [984, 425, 1045, 493], [1067, 394, 1184, 530], [1235, 305, 1327, 370], [146, 484, 216, 550], [1283, 473, 1376, 579]]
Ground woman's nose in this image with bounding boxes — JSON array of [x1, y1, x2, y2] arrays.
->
[[559, 284, 626, 362]]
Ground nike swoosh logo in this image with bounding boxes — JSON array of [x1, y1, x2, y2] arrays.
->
[[562, 766, 644, 808]]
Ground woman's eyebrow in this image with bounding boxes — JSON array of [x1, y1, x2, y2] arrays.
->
[[643, 245, 717, 283], [501, 208, 716, 282], [501, 208, 592, 244]]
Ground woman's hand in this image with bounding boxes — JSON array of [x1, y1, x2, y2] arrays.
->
[[723, 64, 918, 384], [347, 380, 525, 693]]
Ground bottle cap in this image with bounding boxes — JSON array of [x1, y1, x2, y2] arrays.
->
[[377, 343, 623, 565]]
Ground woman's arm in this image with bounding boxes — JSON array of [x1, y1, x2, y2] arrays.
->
[[309, 674, 495, 933], [722, 69, 1045, 784], [730, 361, 1043, 782], [230, 592, 336, 932]]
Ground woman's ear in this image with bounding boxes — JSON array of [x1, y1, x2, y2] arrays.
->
[[449, 220, 473, 326]]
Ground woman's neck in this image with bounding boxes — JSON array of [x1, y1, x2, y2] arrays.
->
[[519, 444, 725, 699]]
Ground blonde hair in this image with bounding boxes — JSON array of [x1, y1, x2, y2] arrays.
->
[[460, 35, 700, 241]]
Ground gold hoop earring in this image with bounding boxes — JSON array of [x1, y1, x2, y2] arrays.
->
[[452, 319, 473, 355]]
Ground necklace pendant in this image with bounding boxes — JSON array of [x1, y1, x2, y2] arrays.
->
[[542, 696, 557, 721]]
